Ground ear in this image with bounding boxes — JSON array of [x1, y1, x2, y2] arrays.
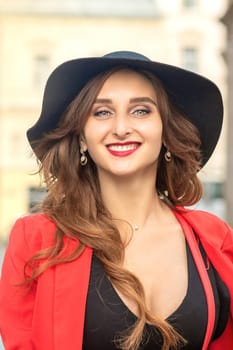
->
[[79, 138, 87, 152], [162, 139, 167, 147]]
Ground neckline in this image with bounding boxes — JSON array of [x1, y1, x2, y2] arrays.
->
[[93, 239, 192, 322]]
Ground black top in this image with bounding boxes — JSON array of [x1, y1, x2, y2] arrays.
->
[[83, 242, 230, 349]]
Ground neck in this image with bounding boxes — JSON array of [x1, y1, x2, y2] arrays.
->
[[98, 171, 166, 231]]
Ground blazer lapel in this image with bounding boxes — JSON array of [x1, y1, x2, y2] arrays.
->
[[54, 241, 93, 350], [174, 211, 216, 350]]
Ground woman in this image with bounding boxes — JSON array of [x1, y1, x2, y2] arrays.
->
[[0, 51, 233, 350]]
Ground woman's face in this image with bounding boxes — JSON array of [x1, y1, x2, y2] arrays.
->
[[82, 69, 163, 180]]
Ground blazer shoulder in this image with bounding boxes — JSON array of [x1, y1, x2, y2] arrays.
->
[[8, 213, 57, 252], [179, 208, 233, 247], [182, 208, 229, 228], [16, 212, 56, 230]]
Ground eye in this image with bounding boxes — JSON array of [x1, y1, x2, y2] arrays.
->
[[93, 109, 112, 119], [132, 108, 151, 117]]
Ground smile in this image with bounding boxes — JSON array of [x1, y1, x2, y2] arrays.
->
[[106, 142, 140, 157]]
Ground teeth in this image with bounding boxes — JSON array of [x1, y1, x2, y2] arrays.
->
[[108, 144, 138, 151]]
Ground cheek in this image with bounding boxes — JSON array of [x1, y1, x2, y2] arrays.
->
[[147, 128, 163, 155], [142, 121, 163, 143], [152, 119, 163, 140], [82, 123, 96, 149], [83, 120, 109, 144], [83, 123, 106, 160]]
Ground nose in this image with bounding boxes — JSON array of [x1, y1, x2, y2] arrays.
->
[[112, 114, 133, 138]]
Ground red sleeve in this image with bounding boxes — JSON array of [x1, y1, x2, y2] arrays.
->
[[0, 214, 91, 350], [0, 217, 42, 349]]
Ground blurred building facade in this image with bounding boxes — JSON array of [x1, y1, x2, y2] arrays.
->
[[0, 0, 228, 239], [222, 0, 233, 226]]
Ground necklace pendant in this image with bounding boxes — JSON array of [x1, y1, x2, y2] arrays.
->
[[134, 225, 139, 231]]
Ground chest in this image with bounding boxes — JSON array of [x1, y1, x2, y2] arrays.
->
[[121, 225, 188, 318], [83, 250, 209, 350]]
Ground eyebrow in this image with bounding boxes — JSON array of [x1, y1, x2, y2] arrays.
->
[[94, 97, 157, 106]]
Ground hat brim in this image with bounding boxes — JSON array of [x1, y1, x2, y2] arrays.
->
[[27, 54, 223, 167]]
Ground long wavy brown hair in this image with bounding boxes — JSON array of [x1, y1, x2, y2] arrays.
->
[[26, 67, 202, 350]]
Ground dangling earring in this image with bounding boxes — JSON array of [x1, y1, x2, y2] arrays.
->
[[164, 150, 172, 162], [80, 141, 88, 166], [80, 150, 87, 166]]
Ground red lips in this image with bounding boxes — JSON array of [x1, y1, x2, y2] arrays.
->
[[106, 142, 140, 157]]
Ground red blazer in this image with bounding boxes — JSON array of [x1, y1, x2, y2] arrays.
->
[[0, 209, 233, 350]]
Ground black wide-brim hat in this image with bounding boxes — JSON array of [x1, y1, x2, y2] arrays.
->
[[27, 51, 223, 167]]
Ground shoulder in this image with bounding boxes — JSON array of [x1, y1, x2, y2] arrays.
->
[[177, 207, 233, 249], [14, 212, 56, 231], [8, 213, 57, 253], [181, 208, 226, 223]]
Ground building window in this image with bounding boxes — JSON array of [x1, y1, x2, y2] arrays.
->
[[181, 47, 198, 72], [28, 187, 47, 212], [34, 55, 50, 89], [183, 0, 197, 8]]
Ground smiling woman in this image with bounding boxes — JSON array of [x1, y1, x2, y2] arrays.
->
[[82, 69, 163, 180], [0, 51, 233, 350]]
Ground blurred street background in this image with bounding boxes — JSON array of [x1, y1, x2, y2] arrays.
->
[[0, 0, 233, 347]]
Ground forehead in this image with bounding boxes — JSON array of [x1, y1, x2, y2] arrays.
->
[[97, 68, 157, 96]]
